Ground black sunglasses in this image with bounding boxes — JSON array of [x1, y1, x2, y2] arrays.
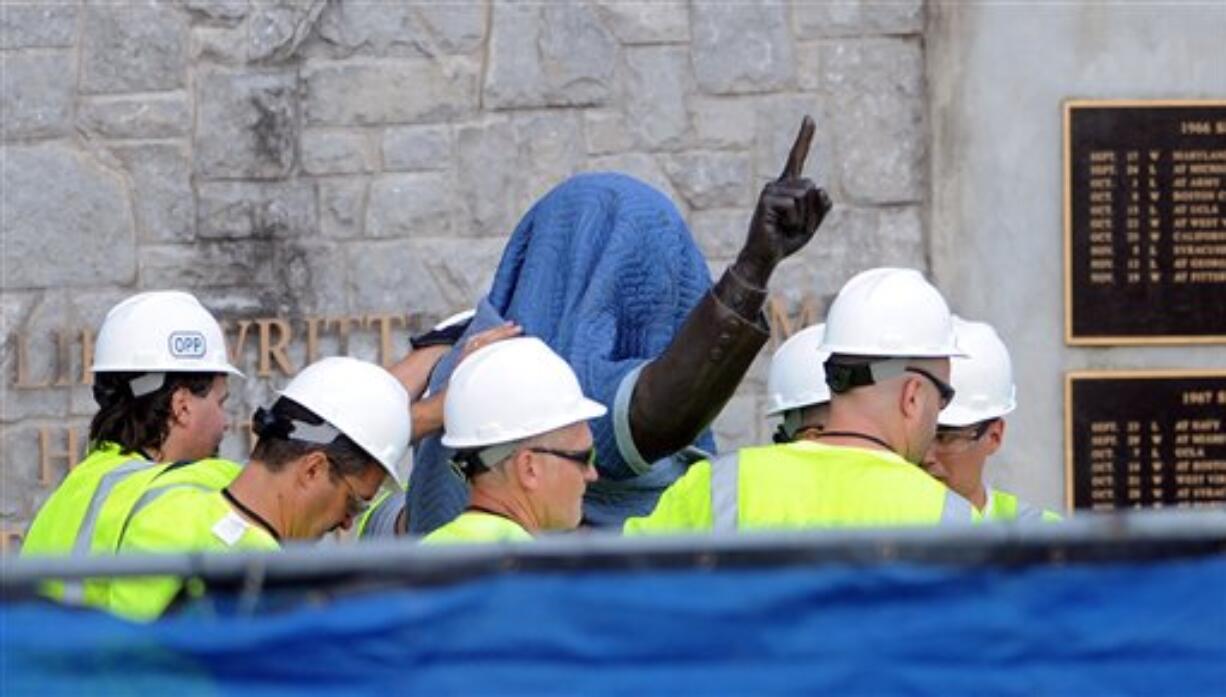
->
[[530, 446, 596, 468], [905, 366, 956, 409], [935, 419, 994, 446]]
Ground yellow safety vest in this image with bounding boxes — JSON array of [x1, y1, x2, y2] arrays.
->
[[421, 511, 533, 545], [986, 488, 1062, 522], [108, 488, 279, 622], [624, 441, 978, 534], [354, 484, 410, 539], [21, 442, 157, 600], [72, 458, 243, 608]]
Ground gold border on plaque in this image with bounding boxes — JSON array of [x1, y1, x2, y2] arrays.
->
[[1063, 368, 1226, 512], [1062, 98, 1226, 347]]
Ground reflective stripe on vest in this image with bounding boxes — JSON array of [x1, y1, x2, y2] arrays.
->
[[118, 482, 216, 547], [709, 452, 740, 534], [62, 458, 157, 603]]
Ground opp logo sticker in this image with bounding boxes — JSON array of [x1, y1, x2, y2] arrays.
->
[[168, 331, 207, 358]]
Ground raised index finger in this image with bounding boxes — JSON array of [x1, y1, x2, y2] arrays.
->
[[779, 115, 815, 181]]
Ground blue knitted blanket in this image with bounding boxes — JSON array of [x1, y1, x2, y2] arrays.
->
[[408, 173, 715, 533]]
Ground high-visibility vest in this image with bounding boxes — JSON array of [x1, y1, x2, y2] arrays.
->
[[355, 485, 409, 539], [624, 441, 978, 534], [421, 511, 533, 545], [985, 487, 1062, 522], [21, 442, 158, 601], [74, 458, 243, 607], [108, 488, 279, 622]]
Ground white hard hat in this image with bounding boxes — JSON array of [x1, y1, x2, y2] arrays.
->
[[939, 317, 1017, 427], [92, 291, 243, 378], [766, 324, 831, 416], [441, 336, 607, 449], [818, 267, 964, 358], [280, 356, 411, 488]]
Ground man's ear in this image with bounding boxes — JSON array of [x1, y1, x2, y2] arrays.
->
[[899, 376, 925, 420], [984, 419, 1006, 455], [169, 385, 193, 427], [296, 450, 330, 488], [511, 449, 541, 491]]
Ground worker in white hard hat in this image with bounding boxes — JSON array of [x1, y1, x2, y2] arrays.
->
[[22, 291, 243, 599], [107, 356, 411, 621], [765, 323, 832, 444], [423, 337, 607, 544], [355, 310, 524, 539], [921, 318, 1061, 522], [625, 267, 977, 534]]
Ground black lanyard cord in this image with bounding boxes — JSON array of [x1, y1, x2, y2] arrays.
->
[[465, 504, 521, 525], [222, 488, 283, 543], [811, 430, 895, 452]]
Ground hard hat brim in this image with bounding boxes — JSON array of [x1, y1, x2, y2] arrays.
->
[[90, 362, 245, 379], [937, 401, 1016, 427]]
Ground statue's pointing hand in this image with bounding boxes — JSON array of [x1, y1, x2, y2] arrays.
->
[[737, 116, 833, 286]]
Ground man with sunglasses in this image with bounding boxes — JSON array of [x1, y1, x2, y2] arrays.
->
[[107, 357, 411, 620], [923, 318, 1061, 522], [626, 267, 976, 534], [423, 337, 606, 544]]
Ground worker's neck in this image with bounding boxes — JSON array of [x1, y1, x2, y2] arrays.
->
[[469, 485, 538, 534], [966, 475, 989, 510], [225, 464, 288, 539], [806, 413, 898, 453], [148, 433, 178, 463]]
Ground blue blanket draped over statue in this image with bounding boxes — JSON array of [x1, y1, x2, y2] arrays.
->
[[408, 173, 716, 533], [5, 556, 1225, 695]]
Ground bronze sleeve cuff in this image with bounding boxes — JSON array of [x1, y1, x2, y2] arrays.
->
[[626, 280, 770, 464]]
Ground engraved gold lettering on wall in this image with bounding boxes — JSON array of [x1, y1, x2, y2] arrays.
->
[[227, 318, 257, 371], [256, 318, 295, 377], [9, 311, 435, 390], [328, 315, 364, 355], [38, 426, 84, 487], [366, 313, 404, 368], [80, 327, 95, 385], [304, 316, 327, 365], [14, 332, 51, 389]]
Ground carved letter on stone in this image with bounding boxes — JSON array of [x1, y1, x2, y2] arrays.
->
[[14, 333, 50, 389], [54, 330, 74, 387], [256, 318, 295, 378], [304, 316, 327, 365], [364, 313, 404, 368], [81, 328, 95, 385], [226, 319, 256, 374], [39, 426, 82, 487]]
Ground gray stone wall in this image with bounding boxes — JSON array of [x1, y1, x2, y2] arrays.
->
[[928, 2, 1226, 512], [0, 0, 927, 544]]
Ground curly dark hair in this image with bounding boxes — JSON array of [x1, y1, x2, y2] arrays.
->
[[89, 372, 218, 454]]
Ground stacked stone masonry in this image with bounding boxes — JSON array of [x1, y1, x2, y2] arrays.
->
[[0, 0, 927, 542]]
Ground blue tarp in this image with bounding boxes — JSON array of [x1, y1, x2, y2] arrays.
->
[[408, 173, 715, 532], [4, 556, 1225, 696]]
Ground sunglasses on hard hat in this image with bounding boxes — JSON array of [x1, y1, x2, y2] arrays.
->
[[530, 446, 597, 470], [905, 366, 956, 410]]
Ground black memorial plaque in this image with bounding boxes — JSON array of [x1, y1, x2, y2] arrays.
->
[[1064, 100, 1226, 344], [1066, 371, 1226, 511]]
